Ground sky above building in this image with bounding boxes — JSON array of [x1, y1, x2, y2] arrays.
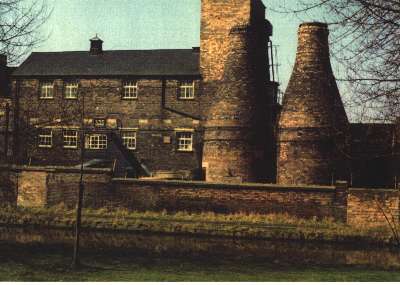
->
[[32, 0, 329, 93]]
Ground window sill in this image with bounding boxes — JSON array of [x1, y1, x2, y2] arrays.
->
[[178, 98, 195, 101], [64, 97, 78, 100], [121, 98, 138, 101], [177, 149, 194, 153], [38, 146, 52, 148], [63, 146, 78, 149]]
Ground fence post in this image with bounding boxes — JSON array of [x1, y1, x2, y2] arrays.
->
[[334, 180, 348, 223]]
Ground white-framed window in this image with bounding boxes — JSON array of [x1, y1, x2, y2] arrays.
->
[[85, 134, 107, 150], [179, 80, 195, 99], [63, 129, 78, 149], [64, 82, 78, 99], [122, 81, 138, 99], [38, 129, 53, 148], [121, 131, 137, 150], [40, 81, 54, 99], [177, 132, 193, 151], [94, 119, 106, 128]]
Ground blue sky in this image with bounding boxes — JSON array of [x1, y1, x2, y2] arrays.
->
[[32, 0, 328, 94]]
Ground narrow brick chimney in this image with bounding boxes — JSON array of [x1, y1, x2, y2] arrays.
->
[[89, 35, 103, 55], [277, 22, 349, 185], [0, 54, 7, 66]]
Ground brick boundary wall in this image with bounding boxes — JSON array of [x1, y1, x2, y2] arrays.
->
[[108, 179, 343, 220], [0, 165, 399, 226], [347, 188, 400, 227]]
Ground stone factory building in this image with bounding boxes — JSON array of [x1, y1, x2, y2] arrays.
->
[[0, 0, 399, 188]]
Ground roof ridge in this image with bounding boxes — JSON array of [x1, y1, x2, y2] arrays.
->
[[31, 48, 195, 54]]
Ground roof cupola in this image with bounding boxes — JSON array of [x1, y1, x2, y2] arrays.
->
[[90, 34, 103, 55]]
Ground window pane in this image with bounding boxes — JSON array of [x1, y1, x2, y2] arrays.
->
[[123, 81, 138, 99], [38, 129, 52, 147], [177, 132, 193, 151], [63, 130, 78, 148], [40, 82, 54, 99], [179, 81, 194, 99], [122, 131, 137, 150], [85, 134, 107, 149], [65, 82, 78, 99]]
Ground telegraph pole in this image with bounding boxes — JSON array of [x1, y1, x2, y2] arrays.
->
[[4, 103, 9, 159], [72, 85, 85, 269]]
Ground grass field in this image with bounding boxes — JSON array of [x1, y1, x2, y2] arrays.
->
[[1, 244, 400, 282], [0, 205, 396, 245], [1, 206, 399, 281]]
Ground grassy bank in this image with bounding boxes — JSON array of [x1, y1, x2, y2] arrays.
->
[[0, 205, 397, 245], [0, 241, 399, 282]]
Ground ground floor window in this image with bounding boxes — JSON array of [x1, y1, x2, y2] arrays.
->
[[38, 129, 53, 148], [63, 129, 78, 148], [85, 134, 107, 150], [121, 131, 137, 150], [177, 132, 193, 151]]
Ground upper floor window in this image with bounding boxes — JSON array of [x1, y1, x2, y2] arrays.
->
[[177, 132, 193, 151], [85, 134, 107, 150], [38, 129, 52, 148], [122, 81, 138, 99], [63, 129, 78, 149], [64, 82, 78, 99], [40, 81, 54, 99], [121, 131, 137, 150], [179, 80, 195, 99]]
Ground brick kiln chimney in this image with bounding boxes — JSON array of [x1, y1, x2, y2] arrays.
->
[[277, 22, 349, 185], [89, 34, 103, 55], [200, 0, 273, 183]]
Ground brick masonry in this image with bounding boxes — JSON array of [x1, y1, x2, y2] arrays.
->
[[200, 0, 275, 183], [347, 188, 400, 227], [278, 23, 350, 186], [12, 77, 203, 176], [2, 165, 399, 227], [1, 0, 399, 188]]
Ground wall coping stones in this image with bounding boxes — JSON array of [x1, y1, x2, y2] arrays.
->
[[0, 164, 113, 175], [112, 178, 336, 193], [349, 187, 399, 193]]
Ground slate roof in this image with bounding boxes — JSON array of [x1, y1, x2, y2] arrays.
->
[[12, 49, 200, 77]]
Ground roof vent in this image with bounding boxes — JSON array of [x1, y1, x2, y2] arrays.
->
[[90, 34, 103, 55]]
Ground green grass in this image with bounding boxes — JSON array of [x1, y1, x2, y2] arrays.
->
[[1, 244, 399, 282], [0, 205, 397, 245]]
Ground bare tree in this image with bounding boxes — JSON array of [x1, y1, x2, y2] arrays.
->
[[0, 0, 51, 64], [270, 0, 400, 122]]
